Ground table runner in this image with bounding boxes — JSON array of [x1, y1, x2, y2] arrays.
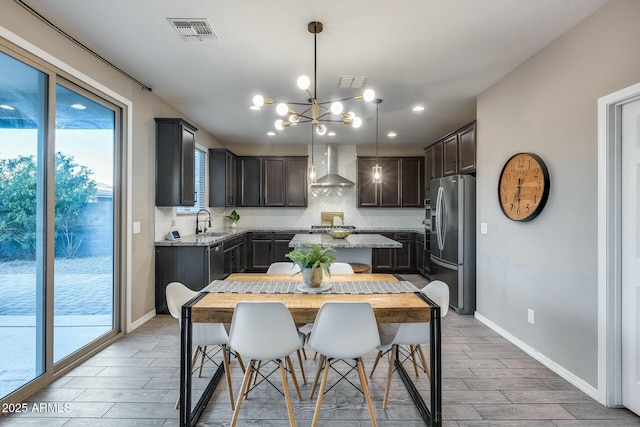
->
[[202, 280, 418, 294]]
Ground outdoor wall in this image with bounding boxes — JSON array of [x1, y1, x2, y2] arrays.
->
[[476, 0, 640, 389], [0, 2, 224, 325]]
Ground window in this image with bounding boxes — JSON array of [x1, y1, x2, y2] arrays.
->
[[177, 146, 206, 213]]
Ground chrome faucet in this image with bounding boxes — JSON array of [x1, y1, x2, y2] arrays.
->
[[195, 209, 212, 234]]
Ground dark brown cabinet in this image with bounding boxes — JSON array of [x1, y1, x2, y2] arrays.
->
[[209, 149, 236, 207], [263, 157, 308, 207], [155, 118, 196, 206], [415, 233, 425, 274], [237, 156, 262, 207], [274, 233, 295, 262], [357, 157, 424, 208], [154, 243, 223, 314], [427, 121, 476, 178], [210, 154, 307, 207], [249, 232, 274, 271], [223, 235, 246, 274], [424, 141, 443, 194], [362, 232, 416, 273]]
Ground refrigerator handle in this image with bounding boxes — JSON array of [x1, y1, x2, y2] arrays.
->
[[435, 186, 444, 251]]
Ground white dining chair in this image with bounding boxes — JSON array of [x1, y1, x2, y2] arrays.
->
[[266, 262, 301, 274], [228, 301, 305, 427], [329, 262, 355, 274], [369, 280, 450, 409], [307, 302, 380, 427], [166, 281, 243, 410]]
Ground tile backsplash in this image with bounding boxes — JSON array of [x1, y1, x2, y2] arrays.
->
[[154, 144, 423, 241]]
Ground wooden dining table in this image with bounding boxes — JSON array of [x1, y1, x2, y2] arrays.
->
[[179, 273, 442, 427]]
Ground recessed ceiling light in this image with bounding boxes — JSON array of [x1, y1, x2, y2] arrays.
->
[[267, 131, 275, 136], [328, 132, 336, 136], [0, 104, 15, 110], [250, 105, 261, 111], [412, 105, 425, 112], [388, 132, 397, 138], [71, 103, 86, 110]]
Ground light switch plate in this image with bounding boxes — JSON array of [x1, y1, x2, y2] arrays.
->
[[480, 223, 488, 234], [528, 309, 535, 325], [133, 221, 141, 234]]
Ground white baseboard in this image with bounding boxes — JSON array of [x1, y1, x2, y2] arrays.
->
[[127, 309, 156, 333], [474, 311, 599, 401]]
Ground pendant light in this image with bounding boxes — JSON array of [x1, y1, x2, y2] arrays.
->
[[372, 99, 382, 184], [309, 125, 317, 183]]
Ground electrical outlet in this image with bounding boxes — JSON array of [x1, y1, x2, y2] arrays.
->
[[133, 221, 141, 234], [480, 222, 488, 234], [528, 309, 535, 325]]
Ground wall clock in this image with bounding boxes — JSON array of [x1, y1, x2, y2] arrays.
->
[[498, 152, 550, 222]]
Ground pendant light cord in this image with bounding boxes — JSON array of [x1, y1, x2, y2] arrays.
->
[[375, 102, 379, 163]]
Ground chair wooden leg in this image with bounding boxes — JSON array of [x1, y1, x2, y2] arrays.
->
[[252, 360, 262, 385], [313, 351, 318, 360], [296, 349, 307, 384], [357, 357, 378, 427], [301, 347, 307, 360], [222, 345, 235, 411], [311, 358, 331, 427], [230, 360, 254, 427], [383, 345, 397, 410], [309, 355, 326, 399], [198, 345, 207, 377], [285, 355, 303, 401], [417, 344, 430, 380], [279, 360, 296, 427], [176, 346, 201, 409], [235, 352, 246, 373], [410, 345, 420, 377], [369, 350, 383, 378]]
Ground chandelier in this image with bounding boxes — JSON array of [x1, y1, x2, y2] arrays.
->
[[251, 21, 376, 136]]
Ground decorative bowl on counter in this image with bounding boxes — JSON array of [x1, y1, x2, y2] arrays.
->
[[327, 228, 352, 239]]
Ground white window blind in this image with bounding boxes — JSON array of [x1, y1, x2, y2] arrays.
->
[[177, 147, 206, 213]]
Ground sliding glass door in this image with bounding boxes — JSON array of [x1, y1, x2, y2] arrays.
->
[[0, 48, 121, 400], [53, 83, 117, 362], [0, 51, 47, 399]]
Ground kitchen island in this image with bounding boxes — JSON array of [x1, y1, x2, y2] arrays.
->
[[289, 233, 401, 265]]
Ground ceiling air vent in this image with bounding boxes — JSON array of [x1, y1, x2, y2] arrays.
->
[[338, 76, 368, 89], [167, 18, 219, 42]]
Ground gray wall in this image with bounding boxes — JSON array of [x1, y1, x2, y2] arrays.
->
[[476, 0, 640, 388]]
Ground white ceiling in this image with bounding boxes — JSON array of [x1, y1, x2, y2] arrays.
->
[[23, 0, 608, 147]]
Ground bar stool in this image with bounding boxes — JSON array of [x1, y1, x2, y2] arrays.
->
[[349, 263, 371, 273]]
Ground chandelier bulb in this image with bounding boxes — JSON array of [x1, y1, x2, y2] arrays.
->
[[330, 102, 344, 115], [289, 114, 300, 124], [253, 94, 265, 108], [352, 116, 363, 128], [297, 75, 311, 90], [363, 89, 376, 102], [276, 103, 289, 116], [275, 119, 284, 130], [316, 124, 327, 135]]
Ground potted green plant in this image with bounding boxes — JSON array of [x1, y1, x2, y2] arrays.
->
[[225, 210, 240, 228], [286, 244, 336, 287]]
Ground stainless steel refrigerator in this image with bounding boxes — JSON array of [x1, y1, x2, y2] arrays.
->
[[430, 174, 476, 314]]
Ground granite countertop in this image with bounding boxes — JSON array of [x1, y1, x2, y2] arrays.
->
[[155, 227, 424, 247], [289, 233, 402, 249]]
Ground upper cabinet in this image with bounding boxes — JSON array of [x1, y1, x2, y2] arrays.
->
[[357, 156, 424, 208], [209, 153, 308, 208], [208, 149, 236, 207], [425, 121, 476, 193], [155, 118, 197, 206]]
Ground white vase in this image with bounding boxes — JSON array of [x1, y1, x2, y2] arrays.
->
[[302, 267, 323, 287], [231, 222, 237, 228]]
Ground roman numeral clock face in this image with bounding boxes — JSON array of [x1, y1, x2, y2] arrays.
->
[[498, 152, 550, 222]]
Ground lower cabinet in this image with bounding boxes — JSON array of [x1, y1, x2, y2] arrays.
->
[[415, 233, 425, 275], [224, 235, 246, 275], [155, 243, 224, 314], [369, 232, 416, 273], [248, 232, 274, 271], [274, 233, 295, 262]]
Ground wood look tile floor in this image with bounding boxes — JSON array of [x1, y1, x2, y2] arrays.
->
[[3, 276, 640, 426]]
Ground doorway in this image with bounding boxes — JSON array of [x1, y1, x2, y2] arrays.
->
[[598, 81, 640, 413]]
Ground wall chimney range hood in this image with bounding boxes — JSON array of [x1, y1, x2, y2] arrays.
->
[[310, 144, 355, 187]]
